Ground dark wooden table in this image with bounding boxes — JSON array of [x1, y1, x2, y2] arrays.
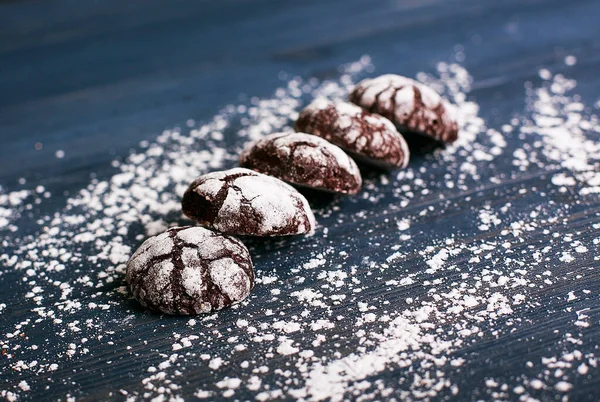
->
[[1, 0, 599, 400]]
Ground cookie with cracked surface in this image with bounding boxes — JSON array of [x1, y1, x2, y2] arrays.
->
[[126, 226, 254, 315], [350, 74, 458, 143], [239, 132, 362, 195], [182, 168, 316, 236], [295, 99, 409, 169]]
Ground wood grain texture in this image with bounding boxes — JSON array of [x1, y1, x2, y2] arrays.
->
[[1, 0, 599, 400]]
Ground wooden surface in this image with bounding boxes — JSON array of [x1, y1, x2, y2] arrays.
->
[[1, 0, 600, 400]]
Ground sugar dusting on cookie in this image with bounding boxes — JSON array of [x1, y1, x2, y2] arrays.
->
[[126, 226, 254, 314], [1, 54, 599, 400], [240, 132, 362, 194], [296, 99, 410, 168], [183, 168, 316, 235]]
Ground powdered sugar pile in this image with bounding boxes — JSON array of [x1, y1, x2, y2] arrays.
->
[[1, 55, 599, 400]]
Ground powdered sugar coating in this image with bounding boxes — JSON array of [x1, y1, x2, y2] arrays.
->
[[126, 226, 254, 315], [182, 168, 316, 236], [350, 74, 458, 143], [295, 99, 409, 169], [240, 132, 362, 195]]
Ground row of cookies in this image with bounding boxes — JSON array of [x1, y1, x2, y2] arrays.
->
[[126, 74, 458, 314]]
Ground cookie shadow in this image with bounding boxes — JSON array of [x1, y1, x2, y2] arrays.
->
[[402, 131, 446, 158], [240, 233, 305, 257], [353, 159, 392, 182], [295, 187, 338, 209], [94, 265, 151, 314]]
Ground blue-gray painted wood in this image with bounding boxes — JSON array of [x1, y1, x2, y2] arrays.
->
[[1, 0, 599, 400]]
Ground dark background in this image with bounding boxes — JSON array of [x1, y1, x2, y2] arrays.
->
[[3, 0, 599, 194], [1, 0, 599, 400]]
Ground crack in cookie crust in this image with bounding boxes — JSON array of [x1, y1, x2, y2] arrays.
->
[[240, 132, 362, 195], [126, 226, 254, 315], [295, 99, 410, 169], [350, 74, 458, 143], [182, 168, 316, 236]]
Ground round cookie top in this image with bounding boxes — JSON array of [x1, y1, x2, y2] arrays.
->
[[350, 74, 458, 143], [240, 132, 362, 195], [126, 226, 254, 315], [182, 168, 316, 236], [295, 98, 410, 169]]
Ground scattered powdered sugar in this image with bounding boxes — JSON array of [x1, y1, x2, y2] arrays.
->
[[1, 54, 599, 400], [520, 70, 600, 195], [0, 188, 38, 232]]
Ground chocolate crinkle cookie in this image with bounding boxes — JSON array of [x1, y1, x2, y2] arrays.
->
[[350, 74, 458, 143], [126, 226, 254, 315], [182, 168, 316, 236], [240, 132, 362, 195], [295, 99, 410, 169]]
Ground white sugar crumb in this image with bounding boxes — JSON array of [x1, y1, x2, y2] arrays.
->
[[396, 218, 410, 231], [17, 381, 30, 392], [424, 247, 451, 272], [272, 320, 301, 333], [564, 55, 577, 66], [303, 256, 326, 269], [554, 381, 573, 392], [1, 53, 598, 401], [209, 358, 224, 370], [0, 391, 18, 402], [194, 389, 213, 399], [216, 377, 242, 390], [277, 339, 300, 355], [291, 288, 325, 308]]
